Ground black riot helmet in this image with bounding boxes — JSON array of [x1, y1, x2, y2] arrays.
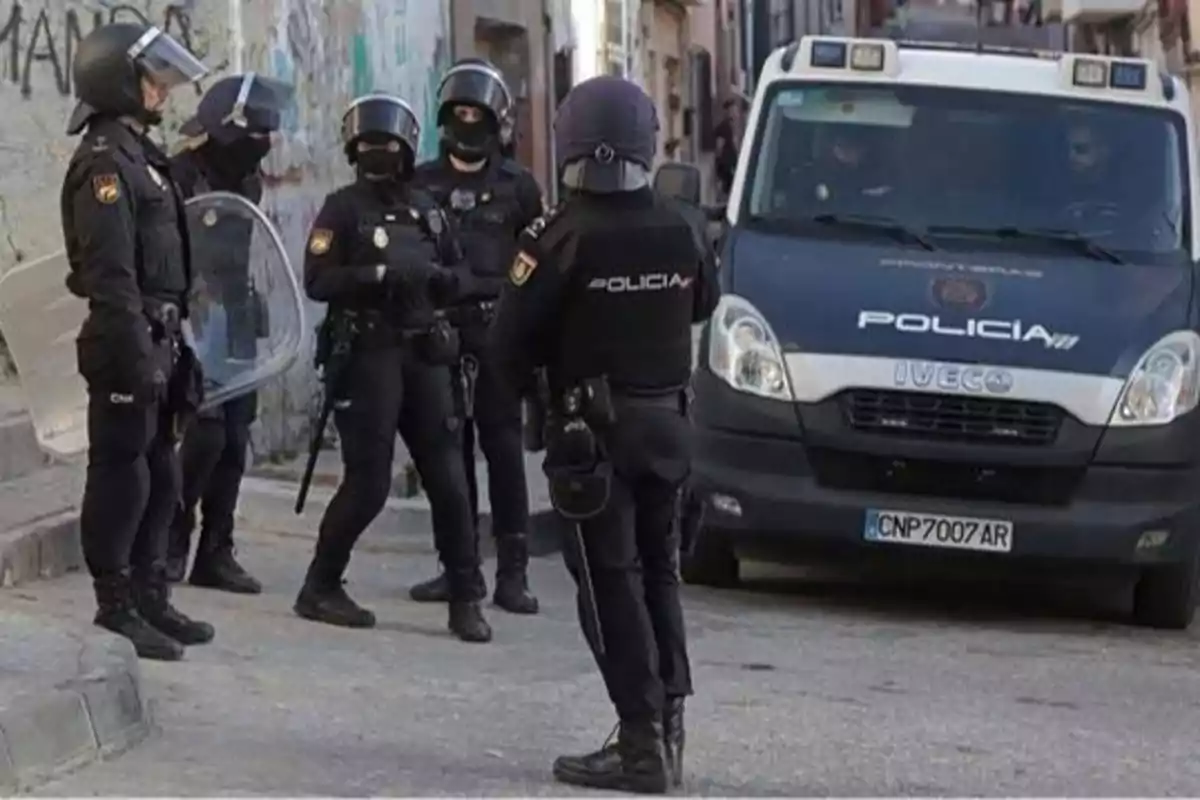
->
[[340, 93, 421, 179], [67, 23, 208, 135], [179, 72, 294, 143], [436, 58, 512, 161], [555, 75, 658, 194]]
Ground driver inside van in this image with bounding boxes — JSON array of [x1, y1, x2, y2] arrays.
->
[[811, 125, 893, 207]]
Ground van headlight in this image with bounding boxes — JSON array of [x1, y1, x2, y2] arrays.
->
[[707, 294, 795, 401], [1109, 330, 1200, 427]]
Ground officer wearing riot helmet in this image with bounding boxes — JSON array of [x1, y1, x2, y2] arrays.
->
[[62, 22, 215, 661], [488, 76, 720, 793], [409, 59, 544, 615], [295, 93, 493, 643], [165, 73, 293, 595]]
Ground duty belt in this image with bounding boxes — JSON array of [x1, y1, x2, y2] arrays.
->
[[353, 313, 434, 348]]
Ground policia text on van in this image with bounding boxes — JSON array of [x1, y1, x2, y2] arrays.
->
[[683, 37, 1200, 629]]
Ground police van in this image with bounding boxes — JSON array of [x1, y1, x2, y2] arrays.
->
[[686, 36, 1200, 629]]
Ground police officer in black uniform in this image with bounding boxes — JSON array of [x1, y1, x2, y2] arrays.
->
[[165, 73, 293, 594], [409, 59, 544, 615], [62, 22, 215, 661], [488, 75, 720, 793], [296, 93, 492, 643]]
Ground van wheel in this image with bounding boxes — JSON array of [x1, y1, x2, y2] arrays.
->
[[682, 526, 740, 588], [1132, 550, 1200, 630]]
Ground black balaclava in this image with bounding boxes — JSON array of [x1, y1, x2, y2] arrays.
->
[[199, 136, 272, 189]]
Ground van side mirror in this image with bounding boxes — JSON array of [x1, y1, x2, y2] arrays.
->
[[653, 163, 703, 206]]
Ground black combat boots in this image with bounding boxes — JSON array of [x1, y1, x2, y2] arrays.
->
[[448, 601, 493, 643], [493, 534, 539, 615], [93, 572, 184, 661], [294, 561, 376, 628], [408, 570, 450, 603], [663, 697, 685, 788], [553, 719, 669, 794], [133, 570, 216, 646], [189, 544, 263, 594]]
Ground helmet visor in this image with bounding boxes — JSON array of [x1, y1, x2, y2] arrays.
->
[[130, 27, 208, 91], [342, 94, 421, 156], [438, 65, 511, 123]]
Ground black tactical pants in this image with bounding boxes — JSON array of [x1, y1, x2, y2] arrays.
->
[[565, 398, 694, 722], [456, 340, 530, 537], [313, 345, 482, 597], [170, 392, 257, 558], [80, 389, 180, 580]]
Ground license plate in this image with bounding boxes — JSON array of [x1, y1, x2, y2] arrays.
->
[[863, 509, 1013, 553]]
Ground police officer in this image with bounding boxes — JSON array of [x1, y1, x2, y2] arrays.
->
[[165, 73, 293, 594], [62, 22, 215, 661], [410, 59, 544, 615], [296, 92, 492, 643], [488, 76, 720, 793]]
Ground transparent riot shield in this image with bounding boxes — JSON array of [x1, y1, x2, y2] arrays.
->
[[0, 251, 89, 460], [0, 191, 305, 461], [185, 191, 306, 409]]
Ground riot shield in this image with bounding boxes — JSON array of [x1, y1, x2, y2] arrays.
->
[[0, 251, 89, 460], [185, 191, 306, 409], [0, 191, 305, 460]]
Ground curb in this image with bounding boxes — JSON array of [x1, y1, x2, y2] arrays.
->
[[0, 621, 152, 794], [0, 512, 83, 588]]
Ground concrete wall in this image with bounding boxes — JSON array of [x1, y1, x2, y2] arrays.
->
[[0, 0, 452, 460]]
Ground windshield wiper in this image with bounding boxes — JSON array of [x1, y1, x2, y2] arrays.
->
[[810, 213, 936, 252], [926, 224, 1123, 264]]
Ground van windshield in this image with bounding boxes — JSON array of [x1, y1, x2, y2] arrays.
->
[[741, 82, 1190, 262]]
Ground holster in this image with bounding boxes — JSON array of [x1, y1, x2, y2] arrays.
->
[[414, 316, 461, 367]]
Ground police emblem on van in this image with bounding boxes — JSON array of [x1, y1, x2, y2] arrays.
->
[[931, 276, 987, 311]]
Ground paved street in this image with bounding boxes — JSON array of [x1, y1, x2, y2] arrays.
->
[[12, 502, 1200, 796]]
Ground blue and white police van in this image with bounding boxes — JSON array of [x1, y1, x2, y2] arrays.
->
[[686, 36, 1200, 629]]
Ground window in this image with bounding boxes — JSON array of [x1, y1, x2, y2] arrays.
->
[[769, 0, 795, 46], [606, 0, 623, 47], [742, 82, 1190, 262]]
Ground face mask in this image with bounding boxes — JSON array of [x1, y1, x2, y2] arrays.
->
[[357, 150, 404, 180], [223, 137, 272, 176], [447, 118, 492, 157]]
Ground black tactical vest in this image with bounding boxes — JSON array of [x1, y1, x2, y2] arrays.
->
[[551, 195, 700, 392]]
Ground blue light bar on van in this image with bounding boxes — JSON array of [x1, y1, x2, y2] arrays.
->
[[1109, 61, 1147, 90], [811, 41, 848, 68]]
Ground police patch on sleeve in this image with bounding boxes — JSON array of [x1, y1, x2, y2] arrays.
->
[[509, 251, 538, 286], [92, 174, 119, 205], [308, 229, 333, 256]]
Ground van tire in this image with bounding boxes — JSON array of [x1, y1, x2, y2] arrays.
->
[[1132, 551, 1200, 630], [682, 526, 740, 588]]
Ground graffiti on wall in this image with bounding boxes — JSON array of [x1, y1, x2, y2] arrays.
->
[[0, 1, 207, 98], [351, 0, 450, 161]]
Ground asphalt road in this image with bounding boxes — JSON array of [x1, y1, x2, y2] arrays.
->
[[14, 512, 1200, 796]]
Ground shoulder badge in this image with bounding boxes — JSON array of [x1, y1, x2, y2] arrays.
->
[[522, 203, 563, 242], [92, 174, 119, 205], [308, 228, 333, 256], [509, 251, 538, 287]]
